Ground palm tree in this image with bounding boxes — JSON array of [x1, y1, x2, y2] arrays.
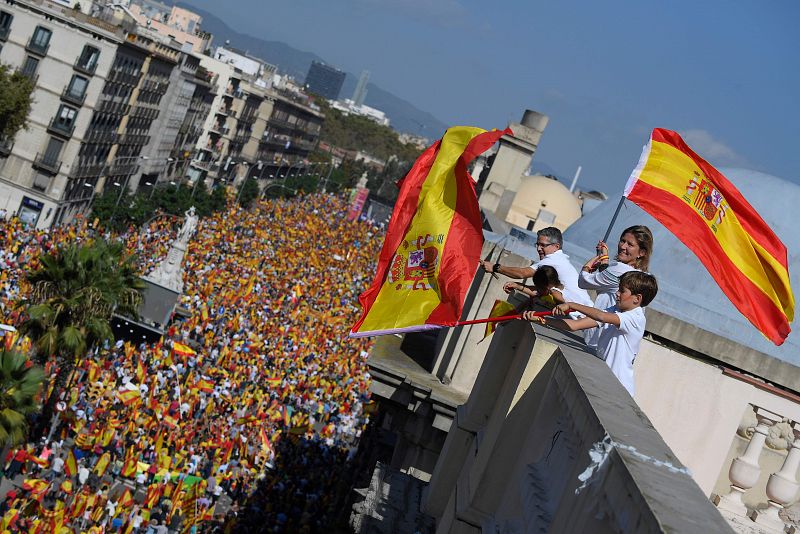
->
[[0, 348, 45, 448], [16, 240, 145, 438]]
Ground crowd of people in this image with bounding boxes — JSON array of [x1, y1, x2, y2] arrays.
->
[[0, 192, 384, 532]]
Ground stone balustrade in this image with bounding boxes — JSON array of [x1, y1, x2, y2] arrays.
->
[[715, 405, 800, 532]]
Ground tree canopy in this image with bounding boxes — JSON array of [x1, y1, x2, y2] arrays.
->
[[316, 100, 421, 163], [0, 63, 34, 140]]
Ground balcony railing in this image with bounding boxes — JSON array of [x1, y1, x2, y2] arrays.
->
[[71, 162, 105, 179], [86, 129, 117, 144], [73, 58, 97, 76], [47, 119, 76, 138], [25, 38, 49, 56], [61, 86, 86, 107], [98, 100, 130, 115], [33, 152, 62, 175], [108, 163, 139, 176]]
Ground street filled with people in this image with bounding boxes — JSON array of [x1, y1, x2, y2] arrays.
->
[[0, 192, 383, 532]]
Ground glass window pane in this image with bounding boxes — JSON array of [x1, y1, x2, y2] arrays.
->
[[68, 75, 88, 97], [21, 56, 38, 77], [44, 137, 63, 160], [32, 26, 51, 47]]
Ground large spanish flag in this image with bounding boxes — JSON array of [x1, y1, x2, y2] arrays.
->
[[625, 128, 794, 345], [351, 126, 511, 337]]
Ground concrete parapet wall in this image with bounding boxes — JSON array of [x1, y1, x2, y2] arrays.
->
[[426, 325, 732, 533]]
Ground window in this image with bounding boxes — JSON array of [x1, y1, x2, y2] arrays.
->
[[75, 45, 99, 73], [0, 11, 12, 41], [20, 55, 39, 78], [52, 104, 78, 134], [65, 75, 88, 101], [28, 26, 51, 54]]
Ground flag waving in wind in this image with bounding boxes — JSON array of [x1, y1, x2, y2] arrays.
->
[[625, 128, 794, 345], [351, 126, 511, 337]]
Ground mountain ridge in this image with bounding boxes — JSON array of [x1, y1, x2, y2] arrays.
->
[[175, 2, 449, 138]]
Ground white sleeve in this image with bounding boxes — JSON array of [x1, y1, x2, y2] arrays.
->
[[578, 262, 632, 291], [616, 309, 643, 334]]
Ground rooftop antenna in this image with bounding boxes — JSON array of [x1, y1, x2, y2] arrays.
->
[[569, 165, 582, 193]]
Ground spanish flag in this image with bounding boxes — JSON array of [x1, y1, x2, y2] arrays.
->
[[118, 488, 134, 509], [195, 378, 214, 394], [351, 126, 511, 337], [173, 342, 196, 357], [135, 359, 146, 384], [121, 449, 138, 478], [481, 300, 517, 341], [264, 377, 281, 387], [64, 449, 78, 477], [625, 128, 794, 345], [117, 388, 141, 406], [94, 452, 111, 477]]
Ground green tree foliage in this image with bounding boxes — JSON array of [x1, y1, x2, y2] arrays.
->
[[16, 240, 145, 436], [0, 64, 35, 140], [92, 180, 228, 233], [316, 100, 421, 163], [0, 349, 45, 448], [238, 177, 260, 208]]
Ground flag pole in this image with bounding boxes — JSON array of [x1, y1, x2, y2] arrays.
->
[[602, 196, 626, 243], [454, 310, 550, 327]]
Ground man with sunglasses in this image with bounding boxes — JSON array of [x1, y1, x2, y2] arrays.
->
[[480, 226, 589, 301]]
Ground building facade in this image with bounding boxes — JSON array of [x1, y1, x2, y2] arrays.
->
[[127, 0, 211, 53], [304, 60, 344, 100], [0, 0, 122, 228]]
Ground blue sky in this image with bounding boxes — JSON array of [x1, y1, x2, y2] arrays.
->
[[187, 0, 799, 193]]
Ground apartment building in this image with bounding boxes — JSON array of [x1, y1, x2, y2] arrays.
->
[[0, 0, 122, 228], [127, 0, 211, 53], [257, 88, 324, 166], [61, 32, 181, 223], [166, 65, 215, 182]]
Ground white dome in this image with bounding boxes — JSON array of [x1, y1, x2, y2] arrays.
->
[[507, 175, 581, 232], [562, 168, 799, 368]]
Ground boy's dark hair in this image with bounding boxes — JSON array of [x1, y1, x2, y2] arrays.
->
[[619, 271, 658, 307], [532, 265, 560, 289]]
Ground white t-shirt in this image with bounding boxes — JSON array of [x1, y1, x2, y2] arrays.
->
[[595, 306, 645, 397], [579, 261, 638, 347], [532, 250, 590, 303]]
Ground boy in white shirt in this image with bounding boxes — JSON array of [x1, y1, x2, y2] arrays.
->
[[523, 271, 658, 397]]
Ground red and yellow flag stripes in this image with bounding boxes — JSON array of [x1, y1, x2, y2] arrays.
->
[[351, 126, 511, 337], [625, 128, 794, 345]]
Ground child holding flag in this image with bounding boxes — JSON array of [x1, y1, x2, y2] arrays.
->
[[523, 271, 658, 396]]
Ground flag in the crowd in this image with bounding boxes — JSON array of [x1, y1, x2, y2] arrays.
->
[[195, 378, 214, 394], [64, 449, 78, 477], [624, 128, 794, 345], [59, 479, 73, 495], [119, 488, 134, 508], [121, 449, 138, 478], [117, 388, 141, 406], [351, 126, 511, 337], [22, 479, 48, 500], [172, 342, 196, 357], [94, 452, 111, 477], [481, 300, 517, 341], [135, 359, 146, 383], [264, 377, 281, 387], [26, 453, 48, 468]]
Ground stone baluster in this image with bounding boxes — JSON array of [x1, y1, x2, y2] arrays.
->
[[717, 406, 782, 516], [750, 421, 800, 529]]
